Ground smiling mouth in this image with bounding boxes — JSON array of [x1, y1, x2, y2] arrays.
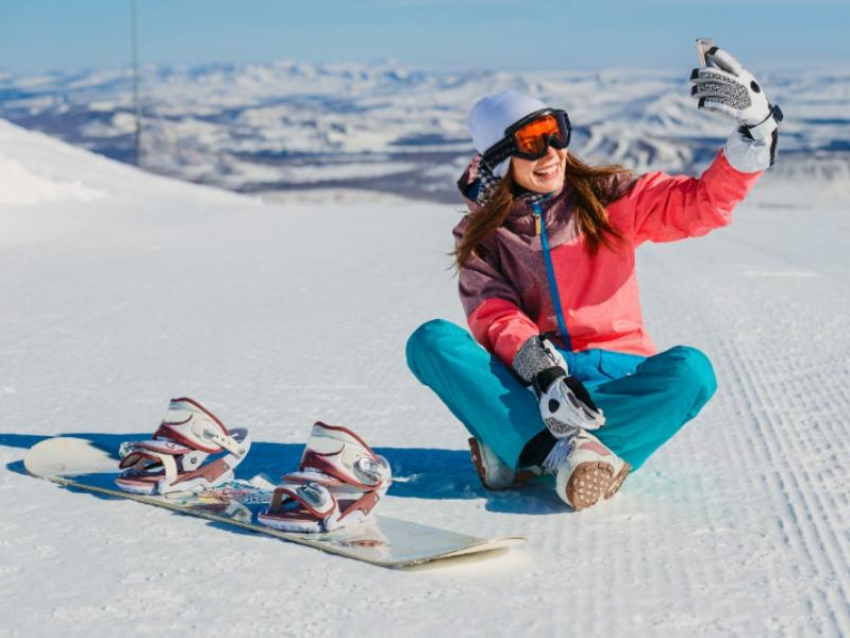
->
[[534, 164, 559, 178]]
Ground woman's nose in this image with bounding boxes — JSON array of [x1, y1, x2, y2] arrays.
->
[[540, 146, 560, 164]]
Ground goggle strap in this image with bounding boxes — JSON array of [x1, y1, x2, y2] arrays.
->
[[482, 137, 514, 170]]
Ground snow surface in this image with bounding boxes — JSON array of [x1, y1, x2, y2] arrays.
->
[[2, 118, 850, 637]]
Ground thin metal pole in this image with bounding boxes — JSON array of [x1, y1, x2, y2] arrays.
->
[[131, 0, 142, 167]]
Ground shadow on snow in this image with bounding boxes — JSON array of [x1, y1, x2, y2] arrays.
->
[[2, 431, 567, 516]]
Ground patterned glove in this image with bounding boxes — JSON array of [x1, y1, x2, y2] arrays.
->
[[513, 335, 606, 437], [690, 47, 783, 166], [463, 153, 503, 205]]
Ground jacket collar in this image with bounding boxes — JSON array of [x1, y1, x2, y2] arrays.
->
[[508, 182, 567, 219]]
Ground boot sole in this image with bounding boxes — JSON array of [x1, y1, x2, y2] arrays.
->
[[566, 461, 631, 511]]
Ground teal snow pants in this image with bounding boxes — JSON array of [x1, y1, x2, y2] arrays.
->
[[405, 319, 717, 471]]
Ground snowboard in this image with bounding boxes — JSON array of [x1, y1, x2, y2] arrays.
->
[[24, 437, 524, 569]]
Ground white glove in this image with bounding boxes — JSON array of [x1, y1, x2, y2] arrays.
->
[[513, 335, 606, 437], [690, 47, 783, 168], [536, 371, 607, 435]]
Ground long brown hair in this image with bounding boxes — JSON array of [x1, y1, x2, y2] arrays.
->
[[454, 153, 635, 269]]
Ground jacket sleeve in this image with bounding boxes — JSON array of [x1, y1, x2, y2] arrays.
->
[[454, 222, 540, 368], [611, 147, 764, 245]]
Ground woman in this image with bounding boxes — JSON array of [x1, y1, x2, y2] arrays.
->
[[406, 47, 783, 510]]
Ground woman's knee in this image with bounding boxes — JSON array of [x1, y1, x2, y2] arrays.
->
[[667, 346, 718, 401], [407, 319, 458, 354], [405, 319, 466, 376]]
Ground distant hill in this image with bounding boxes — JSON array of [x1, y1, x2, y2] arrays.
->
[[1, 61, 847, 202]]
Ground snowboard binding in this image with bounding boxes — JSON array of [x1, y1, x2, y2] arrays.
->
[[258, 421, 391, 533], [115, 397, 251, 495]]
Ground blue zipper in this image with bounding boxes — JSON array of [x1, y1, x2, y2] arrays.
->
[[533, 201, 572, 351]]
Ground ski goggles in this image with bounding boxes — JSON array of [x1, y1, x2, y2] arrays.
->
[[481, 108, 571, 170]]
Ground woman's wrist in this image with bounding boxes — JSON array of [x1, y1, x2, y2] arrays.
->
[[513, 335, 567, 385]]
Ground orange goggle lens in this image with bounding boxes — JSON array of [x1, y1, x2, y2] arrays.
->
[[513, 114, 566, 155]]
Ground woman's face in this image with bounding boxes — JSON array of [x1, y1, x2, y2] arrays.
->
[[511, 146, 567, 194]]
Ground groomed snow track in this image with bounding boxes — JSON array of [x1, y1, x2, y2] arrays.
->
[[1, 119, 849, 636]]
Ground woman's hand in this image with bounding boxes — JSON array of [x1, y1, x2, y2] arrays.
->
[[461, 153, 485, 203], [466, 153, 482, 184], [689, 47, 782, 142], [513, 335, 606, 435]]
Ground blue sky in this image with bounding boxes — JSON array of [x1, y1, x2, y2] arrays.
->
[[2, 0, 848, 74]]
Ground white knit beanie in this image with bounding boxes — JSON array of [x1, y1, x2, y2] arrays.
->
[[465, 90, 548, 177]]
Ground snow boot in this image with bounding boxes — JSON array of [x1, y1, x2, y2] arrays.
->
[[542, 429, 630, 510], [468, 437, 542, 490]]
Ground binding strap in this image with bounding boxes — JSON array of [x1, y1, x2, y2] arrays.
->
[[269, 482, 337, 520], [119, 449, 179, 487]]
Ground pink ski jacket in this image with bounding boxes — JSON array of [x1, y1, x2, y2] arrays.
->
[[454, 149, 763, 368]]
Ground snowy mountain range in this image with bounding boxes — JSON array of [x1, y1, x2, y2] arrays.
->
[[1, 61, 848, 202]]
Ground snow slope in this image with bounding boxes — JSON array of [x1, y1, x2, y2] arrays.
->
[[1, 119, 850, 637]]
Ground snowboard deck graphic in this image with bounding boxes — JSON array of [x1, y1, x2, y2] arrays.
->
[[24, 437, 524, 568]]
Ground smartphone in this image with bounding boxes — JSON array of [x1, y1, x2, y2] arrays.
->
[[696, 38, 715, 67]]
